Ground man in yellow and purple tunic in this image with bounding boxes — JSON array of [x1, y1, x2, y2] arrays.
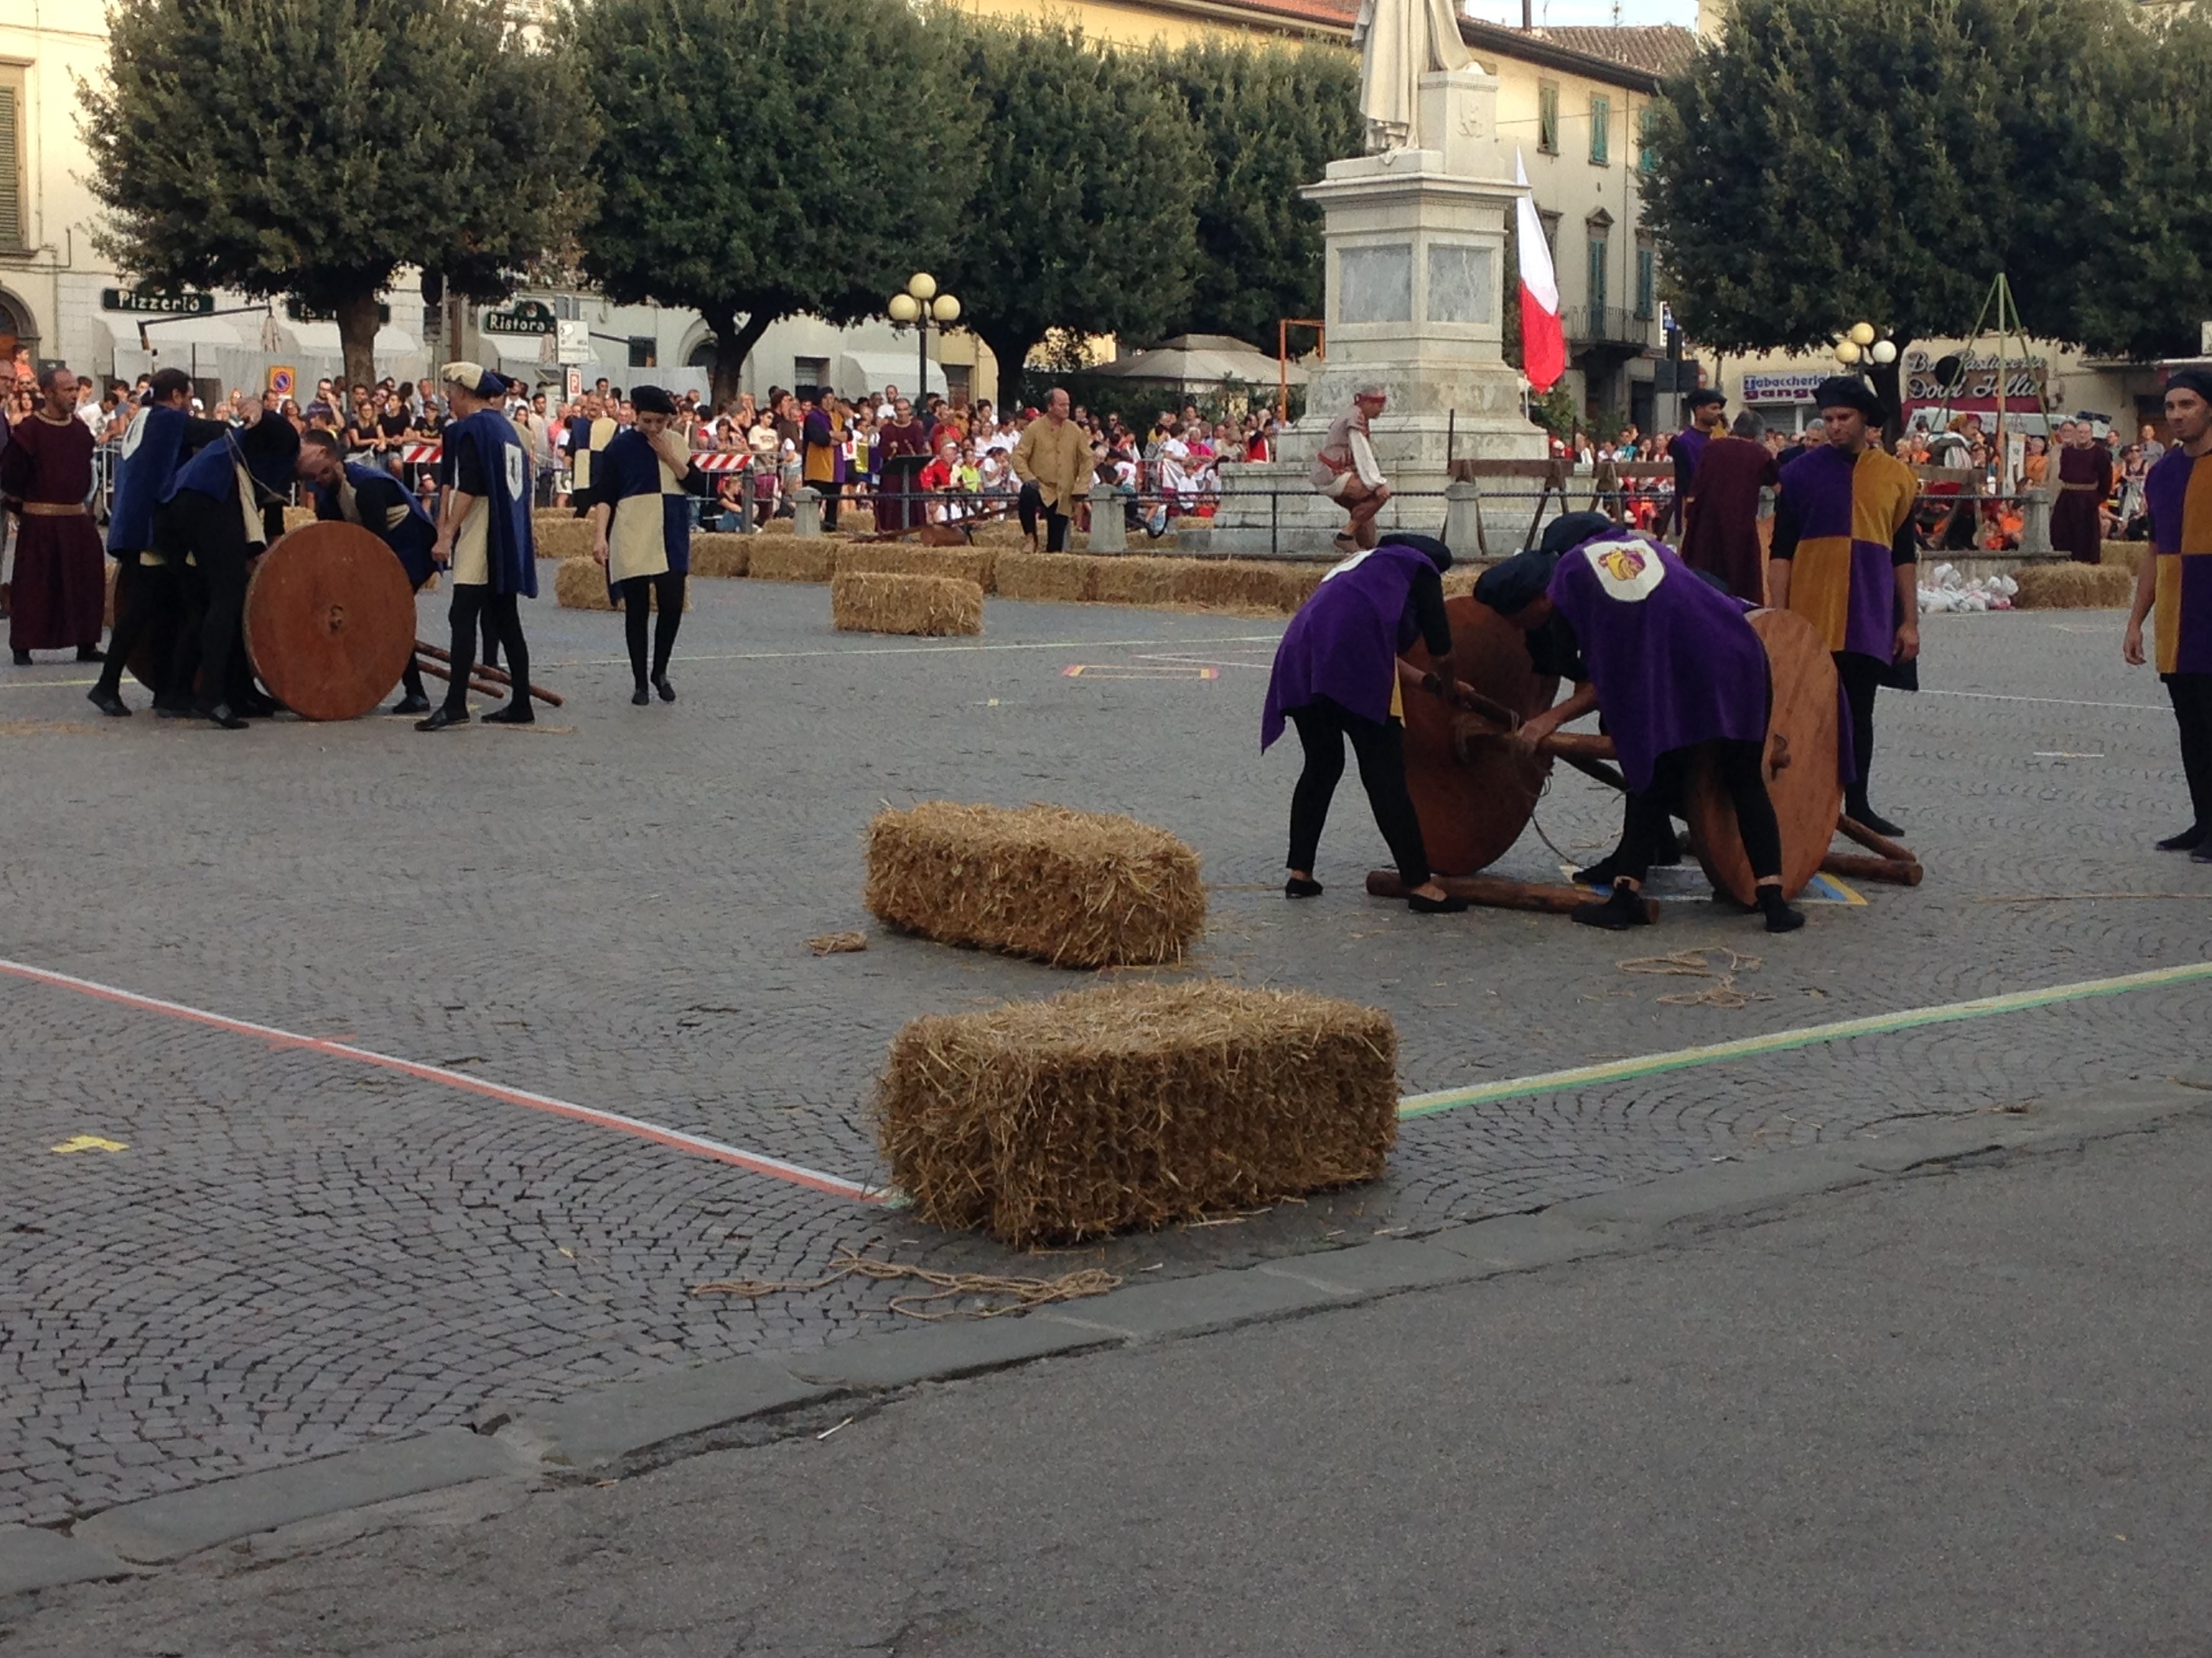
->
[[2124, 367, 2212, 858], [1768, 375, 1920, 836]]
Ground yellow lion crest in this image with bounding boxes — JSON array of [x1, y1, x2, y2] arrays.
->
[[1595, 543, 1647, 584]]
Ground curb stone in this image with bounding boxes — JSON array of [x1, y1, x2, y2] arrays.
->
[[14, 1074, 2207, 1586]]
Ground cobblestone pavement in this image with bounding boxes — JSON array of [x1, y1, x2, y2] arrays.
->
[[1, 571, 2204, 1528]]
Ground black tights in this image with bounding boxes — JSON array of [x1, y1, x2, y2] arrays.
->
[[1836, 650, 1882, 811], [443, 584, 530, 715], [2167, 673, 2212, 831], [622, 571, 686, 689], [1286, 698, 1432, 888], [94, 557, 183, 706], [1618, 740, 1782, 888]]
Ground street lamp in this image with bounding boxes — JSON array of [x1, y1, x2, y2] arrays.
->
[[888, 272, 961, 409], [1833, 318, 1897, 370]]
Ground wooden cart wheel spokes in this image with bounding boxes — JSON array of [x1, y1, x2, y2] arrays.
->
[[1399, 595, 1561, 877], [242, 521, 415, 722], [1685, 607, 1844, 904]]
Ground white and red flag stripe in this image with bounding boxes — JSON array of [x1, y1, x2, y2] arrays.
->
[[1515, 150, 1565, 394]]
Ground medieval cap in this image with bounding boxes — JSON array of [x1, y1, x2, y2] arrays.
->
[[1813, 376, 1883, 419]]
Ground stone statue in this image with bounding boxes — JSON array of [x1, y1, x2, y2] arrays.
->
[[1352, 0, 1474, 153]]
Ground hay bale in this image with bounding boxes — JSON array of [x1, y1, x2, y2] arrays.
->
[[2012, 562, 2139, 609], [1168, 559, 1320, 613], [748, 540, 837, 583], [843, 507, 876, 536], [834, 543, 998, 591], [866, 801, 1204, 969], [1091, 555, 1182, 607], [2100, 540, 2151, 577], [553, 557, 690, 611], [875, 981, 1398, 1244], [832, 571, 984, 637], [281, 505, 317, 534], [690, 533, 751, 579], [535, 517, 595, 563], [993, 552, 1099, 603], [759, 516, 795, 536], [968, 520, 1030, 549]]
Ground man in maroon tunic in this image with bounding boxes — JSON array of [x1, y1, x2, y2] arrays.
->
[[1679, 411, 1781, 601], [1, 366, 107, 664], [2050, 418, 2114, 565]]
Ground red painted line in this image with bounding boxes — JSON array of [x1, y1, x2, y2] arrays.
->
[[0, 956, 882, 1203]]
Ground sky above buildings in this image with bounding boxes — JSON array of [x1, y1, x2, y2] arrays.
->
[[1464, 0, 1699, 25]]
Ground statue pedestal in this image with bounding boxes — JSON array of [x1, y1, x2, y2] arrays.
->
[[1205, 66, 1545, 559]]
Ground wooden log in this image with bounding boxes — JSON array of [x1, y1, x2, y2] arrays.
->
[[411, 656, 508, 701], [1365, 868, 1663, 923], [1454, 722, 1621, 763], [414, 639, 566, 707], [1450, 716, 1631, 794], [1820, 851, 1924, 886], [1837, 815, 1917, 865]]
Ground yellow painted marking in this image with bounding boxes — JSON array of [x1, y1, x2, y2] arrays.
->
[[50, 1134, 127, 1154]]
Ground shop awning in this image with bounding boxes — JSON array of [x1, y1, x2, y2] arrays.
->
[[840, 351, 946, 399], [92, 312, 247, 354]]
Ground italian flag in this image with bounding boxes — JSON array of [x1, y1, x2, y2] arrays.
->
[[1515, 151, 1564, 393]]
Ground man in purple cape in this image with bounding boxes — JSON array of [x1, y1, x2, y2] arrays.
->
[[1262, 533, 1468, 913], [1477, 524, 1804, 934]]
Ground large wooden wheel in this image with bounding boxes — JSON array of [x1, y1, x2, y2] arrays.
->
[[243, 522, 415, 721], [1399, 595, 1560, 876], [1685, 607, 1843, 903]]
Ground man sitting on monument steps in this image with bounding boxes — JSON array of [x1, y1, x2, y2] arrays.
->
[[1313, 384, 1391, 554]]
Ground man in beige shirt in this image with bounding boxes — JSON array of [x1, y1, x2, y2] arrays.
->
[[1311, 383, 1391, 552], [1011, 387, 1090, 552]]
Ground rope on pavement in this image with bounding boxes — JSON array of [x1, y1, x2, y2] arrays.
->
[[693, 1247, 1122, 1320], [1616, 947, 1771, 1010]]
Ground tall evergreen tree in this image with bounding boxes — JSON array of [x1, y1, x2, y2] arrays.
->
[[83, 0, 581, 388], [568, 0, 968, 405]]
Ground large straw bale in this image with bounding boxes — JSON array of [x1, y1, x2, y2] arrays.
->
[[2099, 541, 2150, 577], [1092, 555, 1183, 606], [747, 540, 837, 582], [969, 519, 1030, 549], [2012, 561, 2137, 609], [843, 507, 876, 535], [689, 533, 751, 578], [836, 543, 998, 591], [760, 516, 795, 536], [535, 517, 595, 562], [865, 801, 1204, 969], [875, 981, 1399, 1244], [1167, 559, 1320, 613], [993, 552, 1099, 603], [832, 571, 983, 636], [554, 556, 690, 611]]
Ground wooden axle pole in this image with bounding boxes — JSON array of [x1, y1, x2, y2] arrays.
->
[[1820, 851, 1924, 887], [411, 657, 508, 701], [1365, 869, 1663, 923], [414, 640, 565, 707], [1836, 815, 1916, 864]]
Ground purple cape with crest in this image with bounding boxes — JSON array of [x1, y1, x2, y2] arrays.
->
[[1261, 542, 1434, 750], [1548, 529, 1770, 791]]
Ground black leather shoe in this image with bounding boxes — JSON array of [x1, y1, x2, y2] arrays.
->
[[389, 693, 432, 716], [1572, 854, 1622, 888], [200, 703, 249, 731], [2156, 826, 2205, 853], [86, 687, 130, 717], [236, 693, 280, 719], [11, 650, 29, 666], [415, 706, 471, 732], [76, 645, 106, 663], [631, 686, 651, 706], [1407, 891, 1471, 914], [654, 674, 676, 703], [483, 702, 533, 725], [1573, 889, 1650, 930], [153, 701, 194, 719], [1285, 876, 1324, 898]]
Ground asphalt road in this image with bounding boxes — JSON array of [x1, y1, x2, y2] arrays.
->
[[10, 1104, 2207, 1657]]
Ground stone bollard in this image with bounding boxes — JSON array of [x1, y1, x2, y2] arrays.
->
[[1442, 480, 1485, 558], [793, 486, 822, 538], [1087, 483, 1128, 553], [2018, 485, 2052, 555]]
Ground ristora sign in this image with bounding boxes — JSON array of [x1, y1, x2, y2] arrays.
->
[[101, 288, 213, 316], [482, 299, 558, 336]]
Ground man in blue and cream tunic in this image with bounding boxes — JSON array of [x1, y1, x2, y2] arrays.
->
[[420, 362, 538, 731], [588, 383, 696, 705]]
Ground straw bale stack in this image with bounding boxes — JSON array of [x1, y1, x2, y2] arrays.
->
[[844, 507, 877, 535], [2098, 541, 2150, 577], [759, 516, 795, 536], [689, 533, 751, 579], [535, 517, 595, 562], [968, 519, 1029, 549], [1092, 555, 1182, 606], [994, 553, 1098, 603], [865, 801, 1204, 968], [747, 541, 837, 582], [1167, 559, 1321, 613], [875, 981, 1399, 1244], [2012, 562, 2138, 609], [832, 571, 984, 636], [553, 557, 690, 611], [836, 543, 998, 591]]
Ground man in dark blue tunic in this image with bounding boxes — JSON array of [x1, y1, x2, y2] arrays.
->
[[419, 362, 537, 731], [297, 428, 439, 715]]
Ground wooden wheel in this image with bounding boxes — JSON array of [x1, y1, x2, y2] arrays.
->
[[1685, 607, 1843, 903], [1399, 595, 1560, 876], [242, 521, 415, 721]]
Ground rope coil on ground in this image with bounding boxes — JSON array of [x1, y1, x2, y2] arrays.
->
[[1617, 947, 1771, 1010], [692, 1247, 1122, 1320]]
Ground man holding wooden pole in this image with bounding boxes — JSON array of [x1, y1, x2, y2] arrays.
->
[[2123, 367, 2212, 857]]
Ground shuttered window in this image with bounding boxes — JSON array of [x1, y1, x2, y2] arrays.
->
[[0, 83, 22, 251]]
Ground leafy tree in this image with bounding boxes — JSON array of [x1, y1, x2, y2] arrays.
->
[[82, 0, 581, 389], [942, 20, 1205, 411], [568, 0, 967, 406], [1160, 40, 1359, 345], [1641, 0, 2198, 406]]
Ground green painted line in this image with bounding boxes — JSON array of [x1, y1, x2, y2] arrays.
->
[[1399, 958, 2212, 1120]]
